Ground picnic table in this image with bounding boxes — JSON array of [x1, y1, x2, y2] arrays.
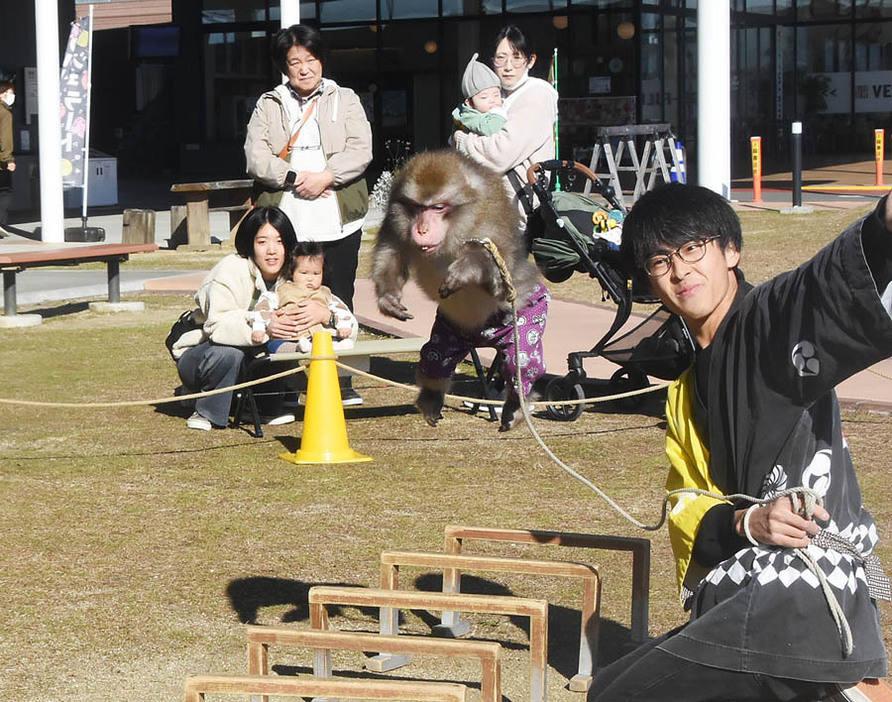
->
[[169, 179, 254, 249]]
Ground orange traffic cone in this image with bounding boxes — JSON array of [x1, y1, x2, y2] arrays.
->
[[280, 331, 372, 465]]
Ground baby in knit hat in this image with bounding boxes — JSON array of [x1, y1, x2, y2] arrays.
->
[[451, 53, 508, 137]]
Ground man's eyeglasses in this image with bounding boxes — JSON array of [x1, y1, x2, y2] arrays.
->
[[645, 236, 720, 277], [493, 53, 529, 68]]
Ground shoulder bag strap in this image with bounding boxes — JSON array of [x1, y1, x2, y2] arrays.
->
[[277, 97, 318, 160]]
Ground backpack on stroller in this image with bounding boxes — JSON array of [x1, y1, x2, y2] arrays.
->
[[523, 159, 694, 421]]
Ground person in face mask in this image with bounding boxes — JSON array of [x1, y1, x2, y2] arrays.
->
[[452, 25, 558, 224], [0, 74, 16, 238]]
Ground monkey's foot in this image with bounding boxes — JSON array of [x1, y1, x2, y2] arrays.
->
[[415, 387, 445, 427]]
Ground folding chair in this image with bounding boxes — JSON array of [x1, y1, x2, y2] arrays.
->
[[464, 348, 507, 422]]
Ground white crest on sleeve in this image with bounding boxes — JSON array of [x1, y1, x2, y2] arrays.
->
[[802, 448, 833, 497], [791, 340, 820, 377]]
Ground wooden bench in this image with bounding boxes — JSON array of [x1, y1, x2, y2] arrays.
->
[[440, 525, 651, 646], [0, 242, 158, 318], [308, 585, 549, 702], [169, 179, 253, 249], [183, 674, 469, 702], [234, 336, 428, 437], [379, 550, 600, 691], [245, 625, 502, 702]]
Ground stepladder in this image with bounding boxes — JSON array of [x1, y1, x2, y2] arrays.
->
[[585, 124, 684, 209]]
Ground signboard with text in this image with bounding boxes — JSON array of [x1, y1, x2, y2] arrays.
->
[[60, 15, 92, 188], [812, 70, 892, 114]]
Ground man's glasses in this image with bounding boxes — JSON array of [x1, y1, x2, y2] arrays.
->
[[493, 53, 529, 68], [645, 236, 720, 277]]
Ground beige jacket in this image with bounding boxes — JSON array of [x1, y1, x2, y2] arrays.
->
[[244, 80, 372, 224], [171, 254, 282, 359]]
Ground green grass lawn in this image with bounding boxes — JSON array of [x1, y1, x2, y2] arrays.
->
[[1, 206, 890, 701]]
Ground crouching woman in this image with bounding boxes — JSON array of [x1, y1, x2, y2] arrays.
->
[[170, 206, 337, 430]]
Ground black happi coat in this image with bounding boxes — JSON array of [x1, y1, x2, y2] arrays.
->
[[659, 203, 892, 682]]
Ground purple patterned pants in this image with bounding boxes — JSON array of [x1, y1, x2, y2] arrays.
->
[[418, 282, 549, 399]]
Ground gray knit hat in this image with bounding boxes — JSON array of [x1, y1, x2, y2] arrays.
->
[[461, 52, 500, 99]]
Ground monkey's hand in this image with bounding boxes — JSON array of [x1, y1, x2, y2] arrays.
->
[[440, 255, 503, 300], [378, 293, 414, 321]]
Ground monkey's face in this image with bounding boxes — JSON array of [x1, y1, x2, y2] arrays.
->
[[410, 203, 452, 254], [392, 152, 474, 256]]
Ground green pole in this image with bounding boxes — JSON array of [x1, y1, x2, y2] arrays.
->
[[552, 47, 560, 190]]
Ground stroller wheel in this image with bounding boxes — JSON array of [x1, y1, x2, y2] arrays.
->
[[545, 377, 586, 421], [610, 368, 650, 410]]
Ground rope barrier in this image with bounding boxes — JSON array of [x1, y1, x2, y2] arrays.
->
[[868, 366, 892, 382], [0, 364, 306, 408], [0, 351, 665, 410]]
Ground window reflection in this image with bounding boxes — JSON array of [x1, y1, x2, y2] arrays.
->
[[202, 0, 266, 23], [856, 0, 892, 18], [203, 31, 270, 140], [569, 0, 630, 6], [855, 22, 892, 70], [796, 0, 851, 21], [743, 0, 774, 13], [321, 0, 376, 23], [381, 0, 440, 19]]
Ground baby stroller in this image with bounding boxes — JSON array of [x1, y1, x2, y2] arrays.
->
[[523, 160, 694, 421]]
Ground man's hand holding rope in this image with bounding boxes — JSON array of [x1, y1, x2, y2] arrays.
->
[[736, 495, 830, 549]]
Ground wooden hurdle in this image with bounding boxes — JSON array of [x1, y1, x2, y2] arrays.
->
[[245, 625, 502, 702], [182, 674, 468, 702], [380, 550, 600, 692], [308, 585, 549, 702], [440, 526, 651, 645]]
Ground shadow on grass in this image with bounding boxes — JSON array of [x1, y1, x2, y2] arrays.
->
[[228, 572, 637, 685], [226, 577, 376, 624], [413, 573, 634, 680], [270, 663, 487, 692], [19, 301, 91, 318]]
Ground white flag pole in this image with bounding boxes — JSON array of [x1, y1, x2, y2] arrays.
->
[[34, 0, 65, 242], [80, 5, 95, 228], [281, 0, 300, 28]]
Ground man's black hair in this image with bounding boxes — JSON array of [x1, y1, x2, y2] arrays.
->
[[620, 182, 743, 280], [271, 24, 327, 76], [234, 206, 297, 261]]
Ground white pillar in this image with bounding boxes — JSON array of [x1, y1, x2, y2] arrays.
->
[[281, 0, 300, 28], [697, 2, 731, 199], [34, 0, 66, 242]]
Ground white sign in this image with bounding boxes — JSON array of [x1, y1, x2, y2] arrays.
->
[[854, 70, 892, 112], [812, 70, 892, 114], [588, 76, 611, 94], [24, 66, 38, 125]]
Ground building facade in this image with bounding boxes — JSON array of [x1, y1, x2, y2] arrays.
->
[[4, 1, 892, 185]]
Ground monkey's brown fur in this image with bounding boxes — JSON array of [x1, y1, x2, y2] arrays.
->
[[371, 149, 540, 430]]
